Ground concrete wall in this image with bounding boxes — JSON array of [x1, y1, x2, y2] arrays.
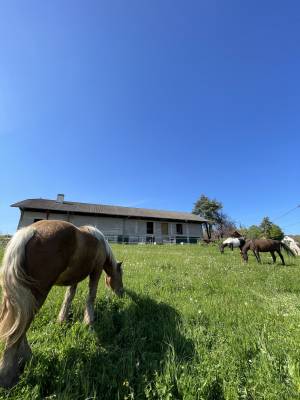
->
[[18, 210, 204, 242]]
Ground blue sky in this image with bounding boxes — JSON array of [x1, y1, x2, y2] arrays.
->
[[1, 1, 300, 234]]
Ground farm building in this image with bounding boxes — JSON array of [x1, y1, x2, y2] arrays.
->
[[12, 194, 210, 244]]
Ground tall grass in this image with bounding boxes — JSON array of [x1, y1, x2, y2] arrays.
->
[[0, 243, 300, 399]]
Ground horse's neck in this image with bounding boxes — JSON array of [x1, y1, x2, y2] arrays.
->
[[244, 241, 252, 251]]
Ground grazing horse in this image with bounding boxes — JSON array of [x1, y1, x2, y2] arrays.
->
[[219, 237, 246, 253], [241, 239, 295, 265], [0, 220, 124, 388]]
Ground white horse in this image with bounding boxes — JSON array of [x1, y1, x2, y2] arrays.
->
[[219, 237, 246, 253], [282, 236, 300, 256]]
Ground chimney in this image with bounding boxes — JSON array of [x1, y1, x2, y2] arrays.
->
[[56, 193, 65, 203]]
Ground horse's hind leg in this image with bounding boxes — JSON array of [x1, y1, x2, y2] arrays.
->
[[270, 251, 276, 264], [57, 284, 77, 323], [84, 268, 102, 327], [277, 250, 285, 266]]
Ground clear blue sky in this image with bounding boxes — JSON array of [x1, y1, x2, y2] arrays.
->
[[1, 1, 300, 234]]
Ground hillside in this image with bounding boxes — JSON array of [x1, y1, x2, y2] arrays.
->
[[0, 243, 299, 399]]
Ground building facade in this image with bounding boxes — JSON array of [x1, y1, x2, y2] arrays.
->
[[12, 195, 209, 244]]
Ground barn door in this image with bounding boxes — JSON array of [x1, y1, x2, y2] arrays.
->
[[161, 223, 169, 235]]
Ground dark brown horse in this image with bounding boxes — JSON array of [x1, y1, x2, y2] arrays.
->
[[0, 220, 124, 388], [241, 239, 295, 265]]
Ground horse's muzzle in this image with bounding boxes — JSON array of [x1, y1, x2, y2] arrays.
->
[[116, 287, 124, 297]]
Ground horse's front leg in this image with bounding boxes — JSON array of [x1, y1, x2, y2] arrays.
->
[[256, 251, 261, 263], [84, 268, 102, 327], [253, 250, 261, 263], [18, 335, 32, 370], [57, 284, 77, 323]]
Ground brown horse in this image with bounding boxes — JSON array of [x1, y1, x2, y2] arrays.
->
[[241, 239, 295, 265], [0, 220, 124, 388]]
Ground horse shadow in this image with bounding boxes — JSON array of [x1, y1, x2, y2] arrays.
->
[[23, 290, 194, 399]]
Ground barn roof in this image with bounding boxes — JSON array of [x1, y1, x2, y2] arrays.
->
[[11, 198, 209, 223]]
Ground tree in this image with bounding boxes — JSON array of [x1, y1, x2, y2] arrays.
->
[[192, 195, 223, 221], [214, 212, 236, 238], [268, 224, 284, 241], [259, 217, 273, 238], [238, 225, 249, 238], [193, 195, 236, 238], [246, 225, 261, 239], [259, 217, 284, 240], [245, 218, 284, 241]]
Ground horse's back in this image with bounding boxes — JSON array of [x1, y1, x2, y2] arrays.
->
[[223, 238, 240, 247], [252, 239, 280, 251], [25, 221, 77, 287], [25, 220, 101, 291]]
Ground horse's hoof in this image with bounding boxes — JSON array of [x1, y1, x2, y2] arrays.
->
[[83, 318, 95, 331], [57, 315, 72, 324]]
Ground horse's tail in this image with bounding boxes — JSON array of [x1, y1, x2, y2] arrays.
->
[[0, 226, 37, 346], [280, 241, 296, 257]]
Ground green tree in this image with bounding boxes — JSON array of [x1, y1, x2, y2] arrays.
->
[[268, 224, 284, 240], [193, 195, 236, 238], [238, 225, 248, 238], [247, 225, 261, 239], [192, 195, 223, 221], [246, 218, 284, 240], [259, 217, 273, 238]]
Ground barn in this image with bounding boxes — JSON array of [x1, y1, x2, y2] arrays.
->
[[12, 194, 209, 244]]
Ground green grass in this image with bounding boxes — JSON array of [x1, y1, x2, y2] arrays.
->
[[0, 243, 300, 399]]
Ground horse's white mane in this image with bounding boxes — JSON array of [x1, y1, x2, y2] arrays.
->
[[84, 226, 114, 266], [84, 225, 105, 242]]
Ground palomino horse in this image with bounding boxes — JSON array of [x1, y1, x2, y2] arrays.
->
[[219, 237, 246, 253], [241, 239, 295, 265], [0, 220, 124, 388]]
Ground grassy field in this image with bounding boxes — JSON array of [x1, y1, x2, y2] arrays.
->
[[0, 243, 300, 399]]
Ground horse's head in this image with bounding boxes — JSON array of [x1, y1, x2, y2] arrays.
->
[[241, 241, 251, 262], [241, 251, 248, 262], [219, 244, 225, 254], [105, 261, 124, 297]]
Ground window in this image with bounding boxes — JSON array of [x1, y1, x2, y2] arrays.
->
[[161, 223, 169, 235], [176, 224, 183, 234], [147, 222, 154, 234]]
